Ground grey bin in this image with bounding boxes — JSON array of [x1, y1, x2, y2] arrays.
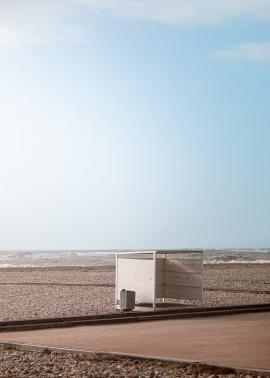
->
[[120, 289, 136, 311]]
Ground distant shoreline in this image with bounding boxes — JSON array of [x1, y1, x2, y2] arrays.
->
[[0, 261, 270, 271], [0, 249, 269, 268]]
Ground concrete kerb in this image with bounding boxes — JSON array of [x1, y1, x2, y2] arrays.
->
[[0, 304, 270, 333], [1, 341, 270, 377]]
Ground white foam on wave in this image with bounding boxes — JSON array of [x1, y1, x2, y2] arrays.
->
[[205, 259, 270, 264]]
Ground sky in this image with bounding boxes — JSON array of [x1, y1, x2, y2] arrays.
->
[[0, 0, 270, 250]]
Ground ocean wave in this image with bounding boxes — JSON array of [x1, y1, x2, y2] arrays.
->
[[204, 259, 270, 264]]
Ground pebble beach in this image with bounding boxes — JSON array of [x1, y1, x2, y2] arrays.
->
[[0, 264, 269, 320], [0, 348, 257, 378], [0, 263, 269, 377]]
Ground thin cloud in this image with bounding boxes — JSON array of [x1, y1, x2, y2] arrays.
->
[[1, 0, 270, 48], [213, 42, 270, 62], [76, 0, 270, 25], [0, 0, 84, 49]]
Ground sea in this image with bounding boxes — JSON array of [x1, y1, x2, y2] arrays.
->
[[0, 249, 269, 268]]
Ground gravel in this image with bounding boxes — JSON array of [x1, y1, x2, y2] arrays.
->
[[0, 348, 257, 378], [202, 264, 270, 307], [0, 264, 269, 321], [0, 267, 115, 321]]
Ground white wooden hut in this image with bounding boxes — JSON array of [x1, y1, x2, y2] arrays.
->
[[115, 250, 203, 311]]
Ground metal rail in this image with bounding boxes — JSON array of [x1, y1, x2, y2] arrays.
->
[[0, 303, 269, 332]]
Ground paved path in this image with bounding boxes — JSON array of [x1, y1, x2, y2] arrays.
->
[[0, 313, 270, 370]]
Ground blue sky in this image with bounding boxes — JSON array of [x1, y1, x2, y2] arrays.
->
[[0, 1, 270, 249]]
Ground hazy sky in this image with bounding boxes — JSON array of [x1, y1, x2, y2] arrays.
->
[[0, 0, 270, 250]]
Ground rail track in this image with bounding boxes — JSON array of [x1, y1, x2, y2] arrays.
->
[[0, 303, 269, 332], [205, 287, 270, 294], [0, 282, 112, 287], [1, 282, 270, 294]]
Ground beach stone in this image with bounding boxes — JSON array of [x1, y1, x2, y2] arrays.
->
[[0, 348, 240, 378], [0, 264, 270, 321]]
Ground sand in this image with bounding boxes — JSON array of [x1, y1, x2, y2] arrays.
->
[[0, 264, 269, 321]]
